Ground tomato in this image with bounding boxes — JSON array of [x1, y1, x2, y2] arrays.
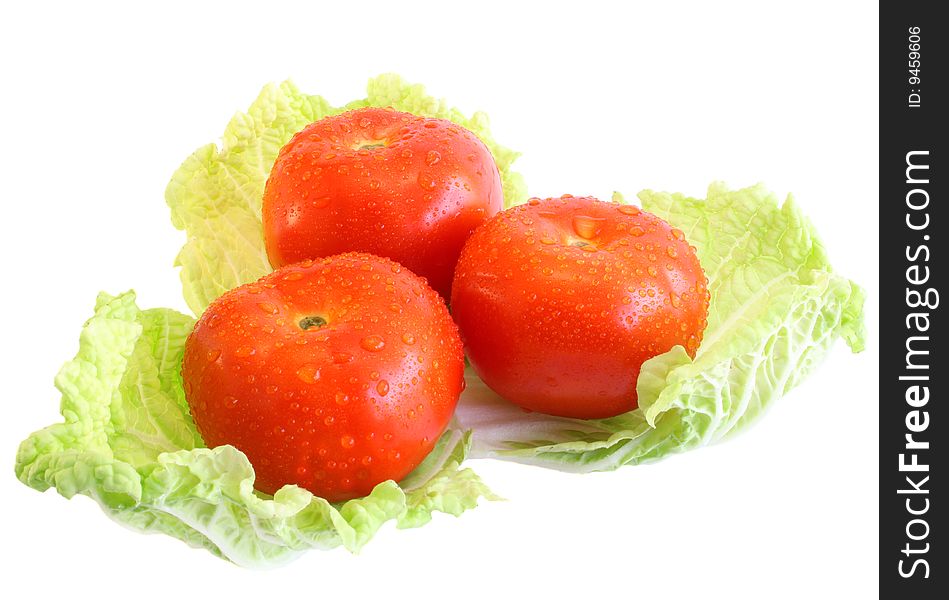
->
[[451, 195, 709, 419], [262, 107, 503, 299], [181, 253, 465, 502]]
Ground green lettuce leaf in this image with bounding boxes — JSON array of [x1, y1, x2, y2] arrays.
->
[[167, 74, 527, 317], [15, 292, 494, 568], [454, 183, 865, 470]]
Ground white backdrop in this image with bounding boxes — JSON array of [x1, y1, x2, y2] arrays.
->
[[0, 1, 878, 598]]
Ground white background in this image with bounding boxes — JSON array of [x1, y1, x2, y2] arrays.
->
[[0, 1, 878, 598]]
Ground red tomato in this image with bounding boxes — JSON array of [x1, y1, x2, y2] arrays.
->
[[451, 196, 709, 419], [262, 107, 503, 299], [181, 253, 465, 502]]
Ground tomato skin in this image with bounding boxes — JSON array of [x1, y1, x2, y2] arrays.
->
[[181, 253, 465, 502], [451, 196, 709, 419], [262, 107, 503, 299]]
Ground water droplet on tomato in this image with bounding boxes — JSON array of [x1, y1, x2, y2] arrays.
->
[[417, 172, 437, 190], [311, 195, 332, 209], [376, 380, 390, 396], [296, 364, 321, 383], [333, 352, 354, 364], [341, 435, 356, 449], [335, 391, 350, 405], [618, 204, 641, 215], [572, 215, 606, 239], [233, 346, 255, 358], [425, 150, 441, 166], [360, 335, 385, 352], [206, 349, 221, 362], [667, 246, 678, 258], [257, 302, 278, 315]]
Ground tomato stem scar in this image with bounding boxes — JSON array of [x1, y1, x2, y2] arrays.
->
[[299, 316, 328, 330]]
